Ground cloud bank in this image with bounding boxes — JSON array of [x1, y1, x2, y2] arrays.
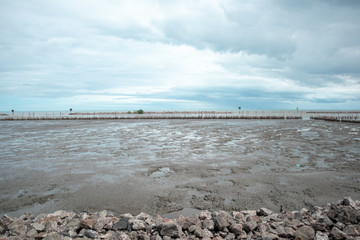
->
[[1, 0, 359, 110]]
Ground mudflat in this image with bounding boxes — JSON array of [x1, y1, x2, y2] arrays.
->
[[0, 119, 359, 217]]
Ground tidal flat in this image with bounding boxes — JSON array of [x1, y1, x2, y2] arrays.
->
[[0, 119, 359, 217]]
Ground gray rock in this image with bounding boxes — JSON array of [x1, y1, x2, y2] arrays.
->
[[323, 215, 334, 228], [66, 218, 81, 230], [26, 228, 38, 238], [242, 220, 257, 233], [80, 218, 96, 229], [188, 225, 197, 232], [193, 226, 204, 238], [331, 227, 347, 240], [116, 231, 131, 240], [203, 228, 214, 239], [131, 219, 147, 231], [33, 222, 46, 232], [312, 222, 326, 231], [19, 212, 33, 221], [276, 226, 296, 238], [84, 229, 100, 239], [224, 232, 235, 240], [261, 232, 279, 240], [241, 210, 257, 217], [8, 219, 27, 236], [334, 221, 345, 230], [315, 231, 329, 240], [44, 232, 63, 240], [94, 216, 112, 232], [229, 223, 243, 235], [199, 210, 212, 220], [136, 212, 152, 221], [113, 218, 128, 231], [177, 215, 200, 230], [158, 221, 182, 238], [52, 210, 69, 219], [343, 197, 357, 209], [257, 208, 273, 216], [343, 225, 360, 236], [296, 225, 315, 240], [202, 218, 214, 230], [0, 214, 14, 229], [213, 211, 231, 230], [68, 229, 77, 237], [45, 220, 58, 233], [97, 210, 108, 219]]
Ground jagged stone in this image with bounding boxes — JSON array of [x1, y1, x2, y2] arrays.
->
[[27, 228, 38, 238], [94, 216, 112, 232], [202, 218, 214, 230], [178, 215, 200, 230], [8, 219, 27, 236], [276, 226, 296, 238], [343, 197, 357, 209], [192, 226, 203, 238], [296, 225, 315, 240], [45, 220, 58, 233], [224, 232, 235, 240], [257, 208, 273, 216], [0, 215, 14, 230], [33, 222, 46, 232], [312, 221, 327, 231], [66, 218, 81, 231], [203, 228, 214, 239], [44, 232, 63, 240], [242, 220, 257, 233], [113, 218, 129, 230], [241, 210, 257, 217], [315, 231, 329, 240], [19, 212, 33, 221], [84, 229, 100, 239], [213, 211, 231, 230], [199, 210, 212, 220], [331, 227, 347, 240], [52, 210, 69, 219], [261, 232, 279, 240], [131, 219, 147, 231], [97, 210, 107, 219], [81, 218, 97, 229], [229, 223, 243, 235], [158, 221, 182, 238], [343, 225, 359, 236]]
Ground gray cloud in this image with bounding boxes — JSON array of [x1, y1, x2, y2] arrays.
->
[[0, 0, 359, 110]]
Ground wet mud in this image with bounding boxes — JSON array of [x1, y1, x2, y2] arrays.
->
[[0, 119, 359, 217]]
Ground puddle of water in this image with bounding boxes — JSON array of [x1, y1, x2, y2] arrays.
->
[[162, 208, 203, 219]]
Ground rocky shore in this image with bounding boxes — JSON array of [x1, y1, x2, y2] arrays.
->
[[1, 197, 360, 240]]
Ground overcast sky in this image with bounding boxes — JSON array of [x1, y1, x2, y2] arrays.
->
[[1, 0, 360, 111]]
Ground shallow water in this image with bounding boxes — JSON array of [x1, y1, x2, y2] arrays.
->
[[0, 119, 359, 217]]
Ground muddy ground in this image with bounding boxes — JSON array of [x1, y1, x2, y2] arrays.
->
[[0, 119, 359, 217]]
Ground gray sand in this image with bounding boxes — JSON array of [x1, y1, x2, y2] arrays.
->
[[0, 119, 359, 217]]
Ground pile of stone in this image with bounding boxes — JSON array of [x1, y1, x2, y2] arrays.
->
[[1, 197, 359, 240]]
